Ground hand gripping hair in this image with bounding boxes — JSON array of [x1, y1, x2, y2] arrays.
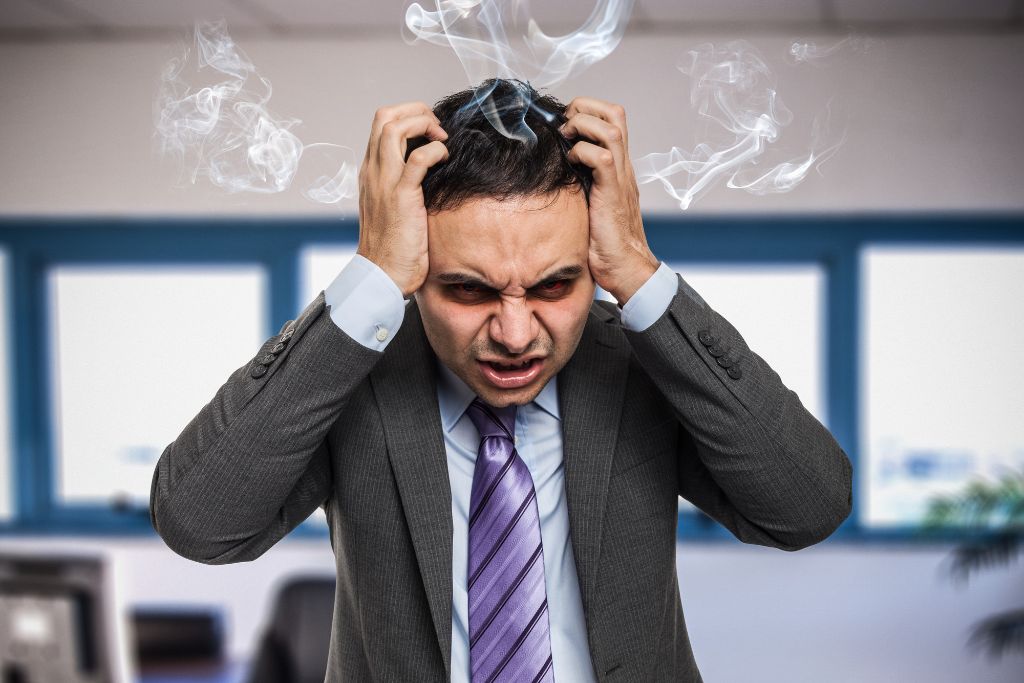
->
[[406, 78, 594, 213]]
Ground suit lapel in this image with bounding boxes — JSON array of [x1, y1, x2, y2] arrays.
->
[[370, 299, 630, 676], [370, 300, 454, 679], [559, 302, 631, 623]]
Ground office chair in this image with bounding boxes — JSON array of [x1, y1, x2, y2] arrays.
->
[[245, 575, 336, 683]]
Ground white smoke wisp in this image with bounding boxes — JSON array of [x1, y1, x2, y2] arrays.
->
[[788, 35, 879, 66], [404, 0, 634, 143], [155, 20, 356, 205], [634, 40, 844, 211]]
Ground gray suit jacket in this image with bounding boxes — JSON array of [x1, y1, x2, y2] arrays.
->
[[150, 273, 853, 682]]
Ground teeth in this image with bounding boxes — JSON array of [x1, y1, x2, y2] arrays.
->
[[493, 359, 531, 370]]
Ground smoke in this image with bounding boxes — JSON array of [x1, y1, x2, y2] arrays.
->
[[404, 0, 634, 143], [634, 40, 845, 210], [155, 20, 356, 204], [788, 35, 878, 66]]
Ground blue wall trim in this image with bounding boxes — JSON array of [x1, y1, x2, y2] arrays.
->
[[0, 214, 1021, 546]]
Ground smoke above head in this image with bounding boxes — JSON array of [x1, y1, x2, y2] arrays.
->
[[404, 0, 634, 144], [788, 34, 879, 66], [634, 40, 845, 211], [155, 20, 357, 205]]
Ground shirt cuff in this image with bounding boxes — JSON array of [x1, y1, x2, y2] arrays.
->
[[620, 261, 677, 332], [323, 254, 407, 351]]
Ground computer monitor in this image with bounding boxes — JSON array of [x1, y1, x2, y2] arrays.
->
[[0, 549, 132, 683]]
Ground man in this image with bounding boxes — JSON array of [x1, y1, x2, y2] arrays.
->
[[150, 79, 853, 682]]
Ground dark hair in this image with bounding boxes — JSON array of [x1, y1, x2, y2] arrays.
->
[[407, 78, 593, 213]]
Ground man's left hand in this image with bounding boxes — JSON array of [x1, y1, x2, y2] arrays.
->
[[560, 97, 659, 305]]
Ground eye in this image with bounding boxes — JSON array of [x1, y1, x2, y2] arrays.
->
[[534, 279, 569, 297], [446, 282, 493, 300]]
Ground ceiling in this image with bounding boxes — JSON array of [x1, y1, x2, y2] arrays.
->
[[2, 0, 1021, 39]]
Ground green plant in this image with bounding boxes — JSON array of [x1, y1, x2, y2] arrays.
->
[[918, 468, 1024, 660]]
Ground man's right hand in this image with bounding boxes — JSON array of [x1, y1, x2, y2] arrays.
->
[[356, 102, 449, 298]]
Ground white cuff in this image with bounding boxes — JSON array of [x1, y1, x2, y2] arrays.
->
[[323, 254, 407, 351], [620, 262, 678, 332]]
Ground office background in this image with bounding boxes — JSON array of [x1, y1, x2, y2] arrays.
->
[[1, 1, 1022, 681]]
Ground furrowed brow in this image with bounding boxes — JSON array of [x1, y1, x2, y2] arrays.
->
[[436, 264, 584, 290], [436, 272, 497, 289], [526, 265, 584, 289]]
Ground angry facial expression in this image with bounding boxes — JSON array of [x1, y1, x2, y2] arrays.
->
[[415, 188, 595, 408]]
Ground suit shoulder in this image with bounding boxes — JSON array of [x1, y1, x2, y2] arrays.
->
[[591, 298, 623, 323]]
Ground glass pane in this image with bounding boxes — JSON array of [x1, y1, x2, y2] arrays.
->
[[666, 263, 826, 513], [48, 265, 267, 508], [299, 244, 357, 310], [0, 249, 11, 522], [862, 246, 1024, 528]]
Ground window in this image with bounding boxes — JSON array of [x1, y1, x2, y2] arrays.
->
[[1, 218, 1019, 543], [0, 248, 11, 523], [299, 244, 357, 309], [47, 265, 266, 509], [861, 246, 1024, 528]]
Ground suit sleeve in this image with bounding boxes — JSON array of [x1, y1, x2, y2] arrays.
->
[[617, 273, 853, 551], [149, 289, 383, 565]]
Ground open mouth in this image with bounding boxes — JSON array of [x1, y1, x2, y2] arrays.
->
[[486, 358, 538, 371], [477, 357, 544, 389]]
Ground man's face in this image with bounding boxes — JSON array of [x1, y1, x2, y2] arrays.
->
[[415, 188, 595, 408]]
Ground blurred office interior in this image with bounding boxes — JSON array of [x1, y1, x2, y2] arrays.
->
[[0, 0, 1022, 681]]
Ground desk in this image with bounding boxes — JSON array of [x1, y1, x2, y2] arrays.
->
[[137, 658, 249, 683]]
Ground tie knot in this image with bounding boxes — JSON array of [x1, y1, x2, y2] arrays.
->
[[466, 398, 516, 441]]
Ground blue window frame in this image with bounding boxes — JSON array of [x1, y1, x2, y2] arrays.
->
[[0, 215, 1020, 544]]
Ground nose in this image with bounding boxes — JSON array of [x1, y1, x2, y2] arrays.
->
[[489, 296, 538, 356]]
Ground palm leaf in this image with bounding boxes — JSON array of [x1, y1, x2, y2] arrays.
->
[[919, 467, 1024, 658], [944, 531, 1022, 586], [920, 469, 1024, 584], [965, 608, 1024, 661]]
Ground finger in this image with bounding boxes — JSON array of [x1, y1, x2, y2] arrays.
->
[[378, 114, 448, 173], [560, 113, 627, 180], [565, 96, 629, 148], [566, 139, 617, 186], [399, 139, 449, 190], [365, 102, 439, 161]]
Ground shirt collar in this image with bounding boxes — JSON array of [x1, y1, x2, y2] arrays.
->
[[435, 359, 560, 433]]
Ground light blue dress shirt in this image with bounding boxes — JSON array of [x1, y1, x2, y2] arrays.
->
[[324, 254, 678, 682]]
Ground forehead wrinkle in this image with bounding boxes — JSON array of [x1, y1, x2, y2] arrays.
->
[[429, 193, 588, 291], [436, 261, 585, 291]]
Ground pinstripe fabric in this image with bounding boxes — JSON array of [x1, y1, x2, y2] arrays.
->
[[150, 273, 853, 682]]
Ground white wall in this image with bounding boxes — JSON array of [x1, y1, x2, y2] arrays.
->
[[0, 535, 1020, 683], [0, 32, 1022, 216]]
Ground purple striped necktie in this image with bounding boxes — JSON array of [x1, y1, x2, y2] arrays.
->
[[465, 398, 555, 683]]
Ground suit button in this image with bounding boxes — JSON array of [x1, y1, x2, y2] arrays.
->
[[698, 329, 718, 346], [251, 364, 268, 378], [260, 353, 277, 365], [280, 330, 294, 342], [272, 342, 286, 353], [707, 344, 726, 357], [727, 366, 742, 380], [716, 355, 735, 368]]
